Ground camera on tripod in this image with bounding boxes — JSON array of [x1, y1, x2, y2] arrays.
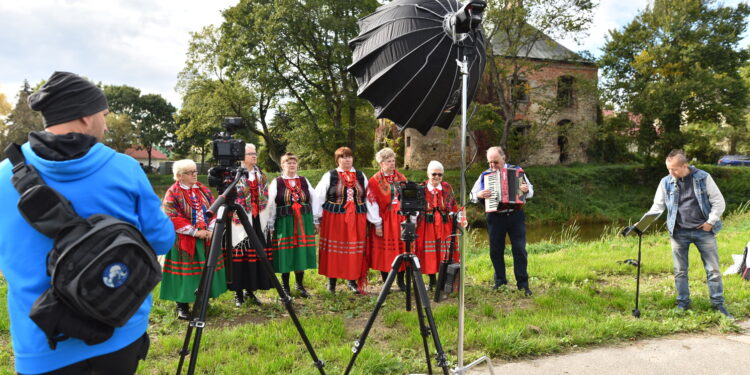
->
[[208, 117, 246, 191], [396, 181, 426, 242], [397, 181, 426, 216]]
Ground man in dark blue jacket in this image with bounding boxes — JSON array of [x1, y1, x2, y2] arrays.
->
[[642, 149, 732, 319], [0, 71, 175, 374]]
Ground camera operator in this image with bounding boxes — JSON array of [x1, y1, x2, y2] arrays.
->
[[0, 71, 175, 374], [366, 147, 408, 291], [470, 146, 533, 296]]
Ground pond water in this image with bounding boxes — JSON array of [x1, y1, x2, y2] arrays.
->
[[470, 220, 665, 244]]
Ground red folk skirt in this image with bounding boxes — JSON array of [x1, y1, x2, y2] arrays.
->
[[368, 207, 406, 272], [318, 210, 367, 280], [416, 213, 460, 275]]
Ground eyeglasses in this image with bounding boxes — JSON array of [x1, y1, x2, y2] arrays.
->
[[488, 160, 502, 165], [431, 173, 443, 177], [246, 152, 257, 156], [183, 170, 198, 176]]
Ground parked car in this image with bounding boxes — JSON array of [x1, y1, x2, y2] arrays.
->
[[718, 155, 750, 166]]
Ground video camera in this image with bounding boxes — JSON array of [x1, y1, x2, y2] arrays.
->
[[208, 117, 246, 191], [397, 181, 426, 216]]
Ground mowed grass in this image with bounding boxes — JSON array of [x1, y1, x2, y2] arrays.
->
[[2, 210, 750, 374]]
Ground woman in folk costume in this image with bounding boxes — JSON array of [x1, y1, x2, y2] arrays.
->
[[366, 147, 408, 291], [314, 147, 369, 295], [415, 160, 460, 291], [228, 143, 272, 307], [266, 153, 319, 298], [161, 159, 227, 320]]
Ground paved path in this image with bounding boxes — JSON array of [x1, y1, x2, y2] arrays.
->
[[464, 320, 750, 375]]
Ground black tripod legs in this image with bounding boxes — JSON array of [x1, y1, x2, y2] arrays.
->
[[409, 263, 449, 374], [345, 254, 448, 375]]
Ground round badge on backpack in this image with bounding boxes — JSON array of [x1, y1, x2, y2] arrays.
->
[[102, 262, 129, 288]]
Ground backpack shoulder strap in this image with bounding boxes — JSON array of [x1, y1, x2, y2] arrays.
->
[[4, 143, 46, 195], [4, 143, 84, 238]]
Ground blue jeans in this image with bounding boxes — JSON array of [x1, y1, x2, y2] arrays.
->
[[486, 210, 528, 288], [670, 228, 724, 307]]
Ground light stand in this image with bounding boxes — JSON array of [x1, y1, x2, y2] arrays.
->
[[447, 1, 494, 373]]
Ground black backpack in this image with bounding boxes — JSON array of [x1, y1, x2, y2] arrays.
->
[[5, 144, 162, 349]]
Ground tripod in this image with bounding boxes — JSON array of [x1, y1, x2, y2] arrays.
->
[[345, 217, 449, 375], [176, 169, 325, 375]]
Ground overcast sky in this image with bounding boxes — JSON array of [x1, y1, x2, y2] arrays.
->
[[1, 0, 747, 109]]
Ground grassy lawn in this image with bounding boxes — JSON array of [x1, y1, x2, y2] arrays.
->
[[2, 207, 749, 374]]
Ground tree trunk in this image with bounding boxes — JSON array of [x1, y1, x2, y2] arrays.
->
[[146, 146, 153, 172], [347, 100, 356, 153]]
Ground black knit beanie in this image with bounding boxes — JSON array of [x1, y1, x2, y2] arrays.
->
[[27, 71, 108, 127]]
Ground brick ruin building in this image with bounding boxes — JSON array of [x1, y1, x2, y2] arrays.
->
[[385, 29, 598, 170]]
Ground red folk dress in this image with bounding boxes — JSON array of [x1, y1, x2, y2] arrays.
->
[[366, 170, 407, 272], [316, 169, 368, 283], [416, 181, 460, 275]]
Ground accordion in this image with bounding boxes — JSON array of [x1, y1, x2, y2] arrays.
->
[[483, 167, 527, 213]]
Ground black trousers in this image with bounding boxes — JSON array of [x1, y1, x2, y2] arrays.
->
[[486, 210, 528, 288], [26, 333, 150, 375]]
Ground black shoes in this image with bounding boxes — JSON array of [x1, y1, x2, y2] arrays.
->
[[715, 305, 735, 320], [346, 280, 359, 294], [296, 284, 310, 298], [427, 275, 436, 291], [234, 291, 244, 307], [244, 290, 262, 306], [396, 272, 406, 292], [491, 282, 507, 291], [519, 287, 533, 296], [328, 278, 337, 294], [176, 302, 190, 320], [676, 301, 691, 312]]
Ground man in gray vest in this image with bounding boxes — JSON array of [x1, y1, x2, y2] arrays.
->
[[642, 149, 732, 319]]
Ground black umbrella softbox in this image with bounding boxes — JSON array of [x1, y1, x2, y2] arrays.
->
[[348, 0, 486, 135]]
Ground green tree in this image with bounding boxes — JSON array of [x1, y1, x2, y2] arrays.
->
[[137, 94, 176, 169], [103, 112, 136, 153], [599, 0, 750, 158], [104, 85, 176, 169], [217, 0, 379, 166], [480, 0, 597, 157], [2, 81, 43, 150], [0, 92, 11, 148], [176, 26, 269, 167]]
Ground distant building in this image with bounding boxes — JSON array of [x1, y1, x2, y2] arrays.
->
[[124, 147, 168, 170], [398, 28, 598, 168]]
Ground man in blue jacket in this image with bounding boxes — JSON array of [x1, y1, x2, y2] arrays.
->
[[643, 149, 732, 319], [0, 71, 175, 374]]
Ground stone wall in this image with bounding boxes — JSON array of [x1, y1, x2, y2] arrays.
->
[[402, 126, 477, 170]]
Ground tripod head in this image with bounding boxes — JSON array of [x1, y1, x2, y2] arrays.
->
[[400, 219, 418, 245], [206, 167, 246, 219]]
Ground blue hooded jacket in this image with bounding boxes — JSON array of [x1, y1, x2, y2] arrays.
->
[[0, 141, 174, 374]]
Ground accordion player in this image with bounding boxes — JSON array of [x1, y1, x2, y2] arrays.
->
[[482, 167, 527, 213]]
